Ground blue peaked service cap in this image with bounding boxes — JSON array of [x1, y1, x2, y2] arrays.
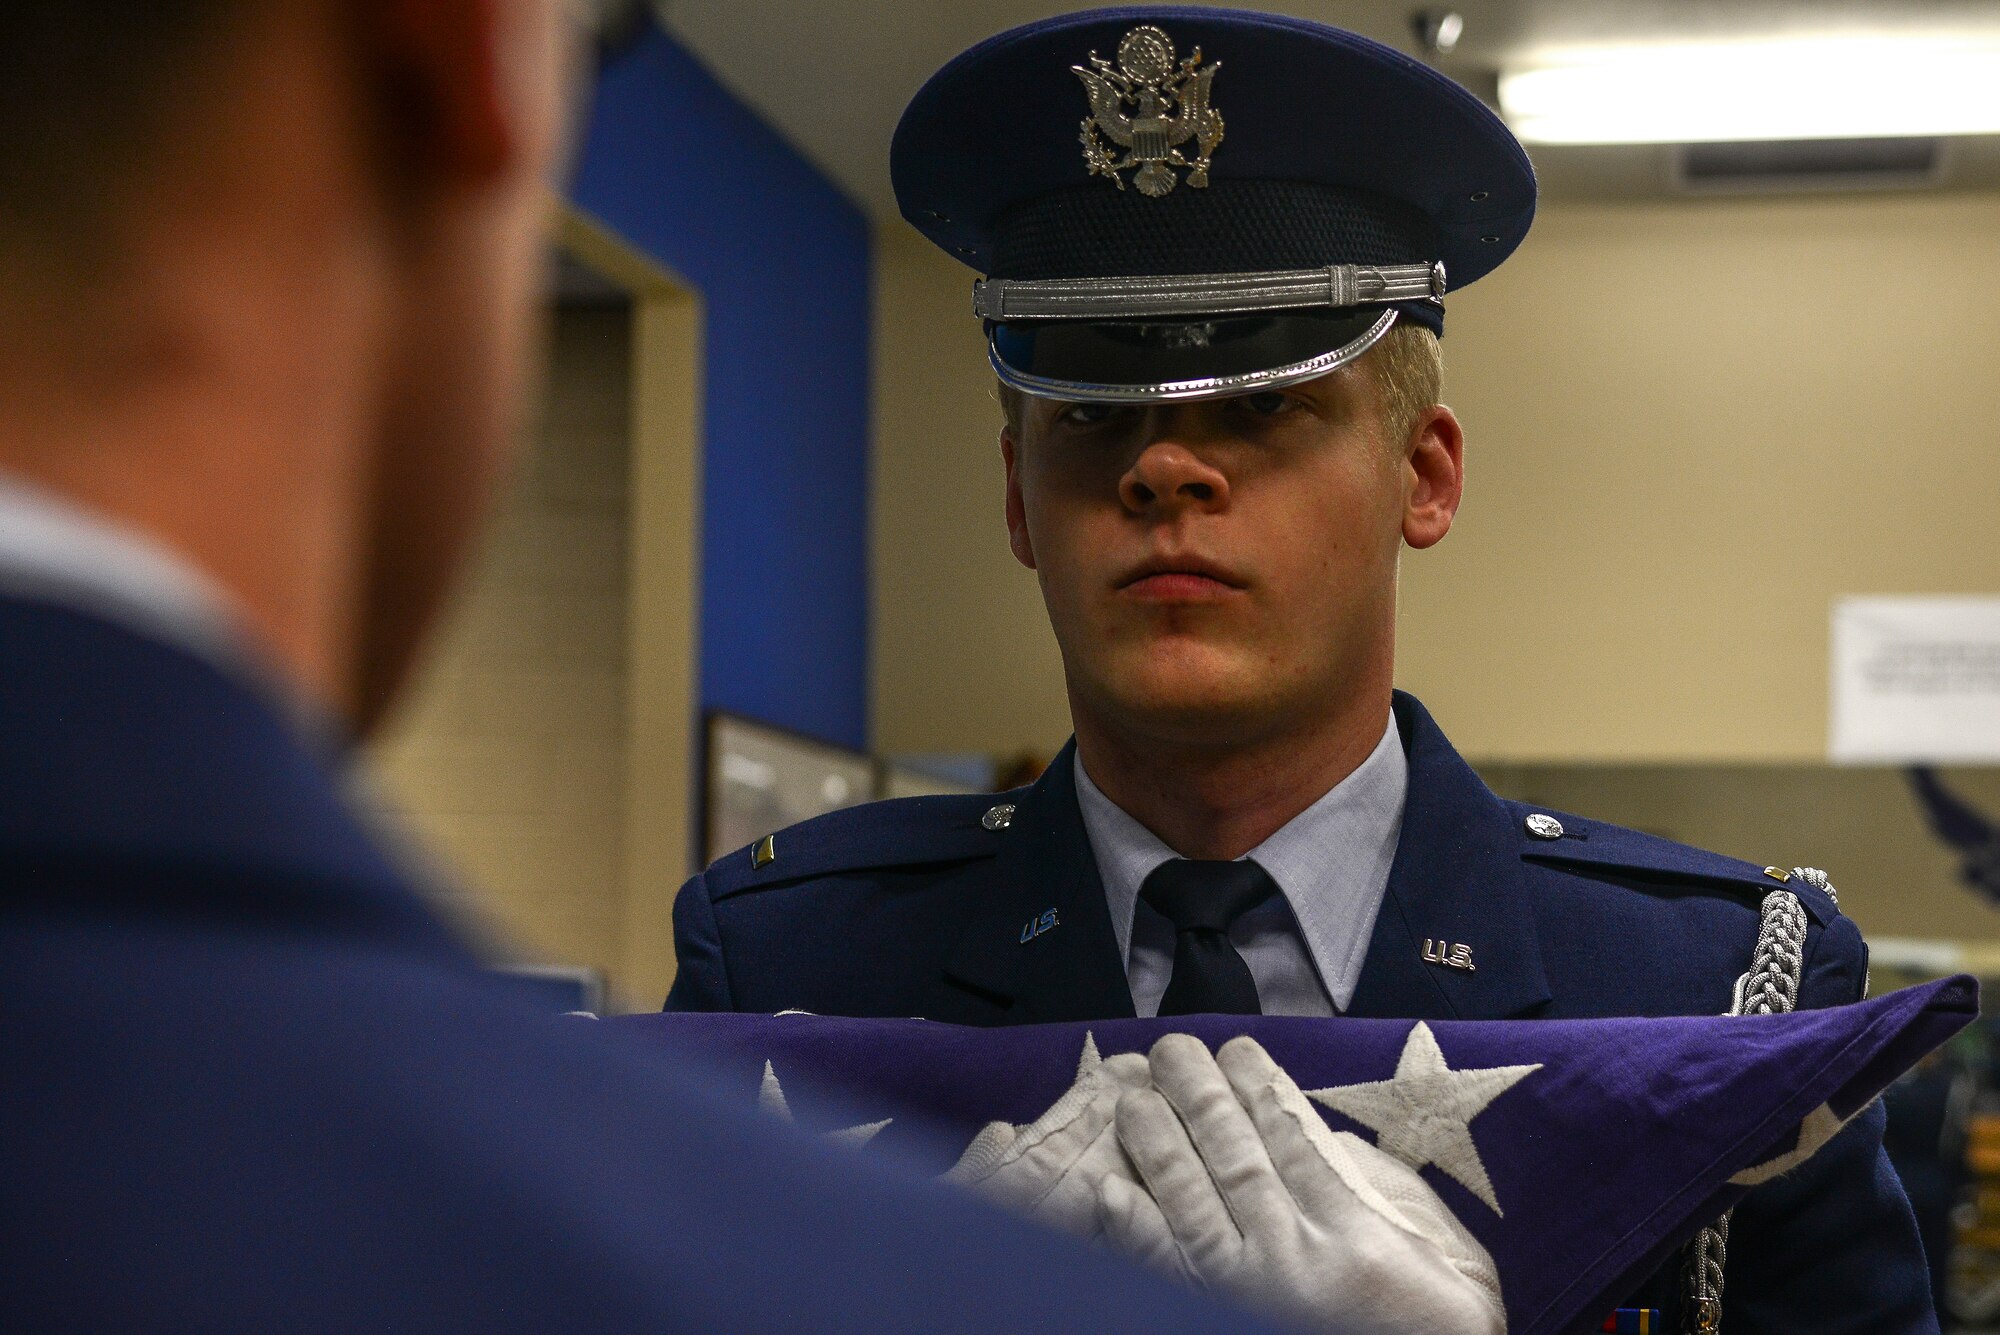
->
[[892, 7, 1536, 403]]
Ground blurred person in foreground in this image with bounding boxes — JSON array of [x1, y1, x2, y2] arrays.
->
[[666, 7, 1935, 1330], [0, 3, 1438, 1330]]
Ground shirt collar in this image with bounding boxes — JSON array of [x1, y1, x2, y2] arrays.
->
[[0, 470, 341, 750], [1075, 709, 1409, 1011], [0, 469, 246, 672]]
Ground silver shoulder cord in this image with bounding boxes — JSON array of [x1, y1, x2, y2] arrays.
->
[[1682, 867, 1835, 1332]]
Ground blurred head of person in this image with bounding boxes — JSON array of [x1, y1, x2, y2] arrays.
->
[[0, 0, 582, 735]]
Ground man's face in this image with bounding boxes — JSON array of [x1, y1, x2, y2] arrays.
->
[[1003, 364, 1419, 750]]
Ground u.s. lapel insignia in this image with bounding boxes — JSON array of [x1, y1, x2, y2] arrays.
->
[[1423, 938, 1477, 972], [1072, 25, 1225, 197], [1019, 907, 1060, 944]]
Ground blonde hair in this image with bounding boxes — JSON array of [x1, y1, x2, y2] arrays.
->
[[996, 317, 1443, 447], [1365, 320, 1444, 447]]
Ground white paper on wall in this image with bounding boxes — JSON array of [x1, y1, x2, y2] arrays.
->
[[1830, 596, 2000, 763]]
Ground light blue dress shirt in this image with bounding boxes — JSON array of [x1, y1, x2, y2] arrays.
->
[[1074, 712, 1408, 1017]]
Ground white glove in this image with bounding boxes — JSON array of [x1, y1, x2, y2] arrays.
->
[[1101, 1033, 1506, 1335], [944, 1035, 1151, 1239]]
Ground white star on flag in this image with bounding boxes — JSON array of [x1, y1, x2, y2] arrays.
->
[[758, 1060, 893, 1148], [1306, 1021, 1539, 1215]]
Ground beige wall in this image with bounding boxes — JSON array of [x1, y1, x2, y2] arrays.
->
[[1411, 190, 2000, 761], [872, 225, 1072, 759], [871, 190, 2000, 763], [370, 302, 635, 986], [368, 213, 703, 1011]]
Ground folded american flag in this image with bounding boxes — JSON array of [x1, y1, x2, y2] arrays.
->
[[605, 976, 1974, 1335]]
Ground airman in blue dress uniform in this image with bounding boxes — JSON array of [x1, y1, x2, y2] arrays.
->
[[668, 8, 1937, 1331]]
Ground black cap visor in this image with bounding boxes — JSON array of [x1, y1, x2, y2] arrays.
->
[[989, 306, 1397, 403]]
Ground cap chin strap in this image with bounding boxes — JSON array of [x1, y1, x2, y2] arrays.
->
[[991, 306, 1399, 405], [973, 261, 1444, 321]]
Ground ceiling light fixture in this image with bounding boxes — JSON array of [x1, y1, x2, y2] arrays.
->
[[1499, 37, 2000, 145]]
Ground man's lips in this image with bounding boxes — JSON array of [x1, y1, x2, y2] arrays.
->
[[1116, 558, 1247, 601], [1121, 572, 1241, 601]]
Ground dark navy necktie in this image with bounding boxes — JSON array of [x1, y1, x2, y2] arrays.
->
[[1140, 858, 1280, 1016]]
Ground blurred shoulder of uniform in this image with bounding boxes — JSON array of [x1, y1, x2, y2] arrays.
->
[[1499, 798, 1843, 926], [701, 789, 1028, 901]]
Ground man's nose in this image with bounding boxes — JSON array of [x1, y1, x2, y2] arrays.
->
[[1119, 437, 1231, 516]]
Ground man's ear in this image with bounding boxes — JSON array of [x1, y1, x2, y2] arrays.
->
[[1001, 427, 1037, 570], [361, 0, 520, 187], [1402, 404, 1464, 550]]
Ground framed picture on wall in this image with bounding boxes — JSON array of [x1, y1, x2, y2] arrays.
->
[[703, 712, 876, 865]]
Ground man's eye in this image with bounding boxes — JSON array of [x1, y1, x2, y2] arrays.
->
[[1233, 391, 1295, 417], [1056, 402, 1122, 427]]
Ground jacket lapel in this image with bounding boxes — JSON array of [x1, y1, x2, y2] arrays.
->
[[940, 740, 1136, 1024], [1347, 693, 1552, 1021]]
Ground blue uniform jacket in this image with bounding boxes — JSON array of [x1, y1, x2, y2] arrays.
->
[[668, 691, 1937, 1333], [0, 594, 1279, 1335]]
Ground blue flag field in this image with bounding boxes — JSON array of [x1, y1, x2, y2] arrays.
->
[[607, 977, 1975, 1335]]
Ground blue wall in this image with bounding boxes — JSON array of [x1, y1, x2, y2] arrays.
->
[[571, 25, 872, 751]]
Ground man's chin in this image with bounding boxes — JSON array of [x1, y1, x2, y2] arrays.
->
[[1082, 658, 1289, 747]]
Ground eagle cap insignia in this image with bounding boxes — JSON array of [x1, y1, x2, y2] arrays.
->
[[1072, 25, 1224, 197]]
